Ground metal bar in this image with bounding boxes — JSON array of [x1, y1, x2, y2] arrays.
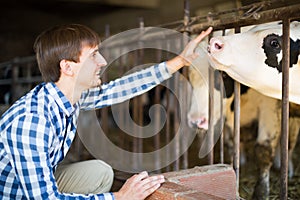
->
[[0, 76, 42, 85], [165, 42, 172, 172], [181, 0, 190, 170], [131, 18, 146, 169], [233, 80, 240, 199], [154, 36, 162, 173], [219, 29, 226, 164], [173, 72, 180, 171], [219, 70, 224, 164], [118, 47, 127, 167], [165, 78, 171, 172], [11, 63, 18, 103], [94, 4, 300, 51], [154, 83, 161, 172], [138, 18, 145, 167], [0, 56, 36, 69], [233, 26, 241, 199], [100, 24, 111, 134], [124, 55, 131, 150], [132, 46, 139, 170], [280, 17, 290, 200], [208, 66, 214, 165], [183, 0, 190, 32], [190, 4, 300, 33]]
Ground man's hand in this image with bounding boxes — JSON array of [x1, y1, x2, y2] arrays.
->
[[114, 171, 165, 200], [166, 27, 213, 74], [180, 27, 213, 65]]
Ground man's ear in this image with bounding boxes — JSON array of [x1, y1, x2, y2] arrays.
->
[[60, 59, 74, 76]]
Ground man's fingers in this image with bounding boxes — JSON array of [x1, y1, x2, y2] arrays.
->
[[116, 172, 164, 200], [193, 27, 213, 43], [139, 175, 165, 199], [139, 171, 149, 178], [182, 27, 213, 58], [141, 175, 165, 188], [135, 171, 149, 181], [143, 182, 162, 198]]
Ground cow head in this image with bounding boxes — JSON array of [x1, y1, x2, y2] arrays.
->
[[187, 65, 226, 130], [207, 21, 300, 104]]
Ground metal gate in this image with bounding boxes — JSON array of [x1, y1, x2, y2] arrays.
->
[[0, 1, 299, 199]]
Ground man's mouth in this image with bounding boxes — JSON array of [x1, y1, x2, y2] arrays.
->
[[96, 69, 103, 78]]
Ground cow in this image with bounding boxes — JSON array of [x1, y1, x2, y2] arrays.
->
[[207, 21, 300, 104], [188, 25, 300, 199]]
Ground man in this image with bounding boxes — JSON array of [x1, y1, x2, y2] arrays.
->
[[0, 24, 212, 199]]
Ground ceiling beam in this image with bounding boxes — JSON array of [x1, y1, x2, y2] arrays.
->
[[59, 0, 160, 8]]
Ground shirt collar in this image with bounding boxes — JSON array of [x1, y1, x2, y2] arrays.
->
[[45, 82, 75, 117]]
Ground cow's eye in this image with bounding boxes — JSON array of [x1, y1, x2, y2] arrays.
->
[[270, 39, 280, 49]]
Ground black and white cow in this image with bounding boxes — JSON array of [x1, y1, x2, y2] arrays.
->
[[202, 21, 300, 199], [208, 21, 300, 104], [188, 23, 300, 199]]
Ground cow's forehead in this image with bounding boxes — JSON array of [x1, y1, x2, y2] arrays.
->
[[250, 21, 299, 30], [254, 25, 282, 37], [247, 21, 279, 32], [248, 21, 300, 40]]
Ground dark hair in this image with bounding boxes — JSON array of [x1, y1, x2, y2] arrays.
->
[[33, 24, 100, 82]]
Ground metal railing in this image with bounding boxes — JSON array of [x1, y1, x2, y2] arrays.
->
[[0, 1, 299, 199]]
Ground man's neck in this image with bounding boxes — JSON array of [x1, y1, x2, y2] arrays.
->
[[55, 78, 84, 105]]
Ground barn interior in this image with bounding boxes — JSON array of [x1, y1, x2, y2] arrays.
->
[[1, 0, 300, 199], [1, 0, 299, 62]]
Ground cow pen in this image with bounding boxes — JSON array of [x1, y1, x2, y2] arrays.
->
[[0, 1, 299, 199], [187, 1, 300, 199]]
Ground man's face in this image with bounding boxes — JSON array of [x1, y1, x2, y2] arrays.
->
[[74, 45, 107, 90]]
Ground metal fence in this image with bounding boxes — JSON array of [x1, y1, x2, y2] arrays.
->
[[0, 1, 299, 199]]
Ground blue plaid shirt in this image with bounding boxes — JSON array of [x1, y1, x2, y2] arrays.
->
[[0, 62, 171, 199]]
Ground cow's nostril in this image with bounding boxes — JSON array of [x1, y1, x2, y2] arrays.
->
[[207, 46, 211, 53], [209, 38, 224, 53], [215, 42, 223, 50]]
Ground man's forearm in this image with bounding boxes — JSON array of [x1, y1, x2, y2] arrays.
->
[[165, 56, 186, 74]]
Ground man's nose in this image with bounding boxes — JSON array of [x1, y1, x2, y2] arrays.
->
[[98, 54, 107, 66]]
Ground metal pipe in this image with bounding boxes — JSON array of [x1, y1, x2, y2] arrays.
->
[[208, 66, 214, 165], [280, 17, 290, 200], [132, 18, 145, 168], [233, 80, 240, 199], [154, 84, 161, 172], [233, 26, 241, 199], [173, 72, 180, 171], [154, 38, 162, 173], [11, 60, 19, 103], [219, 29, 226, 164], [165, 79, 171, 172], [100, 24, 111, 134], [138, 18, 145, 158], [219, 70, 224, 164], [190, 4, 300, 33], [165, 42, 172, 172], [181, 0, 190, 169]]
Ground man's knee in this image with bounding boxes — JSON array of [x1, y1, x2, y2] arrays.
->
[[55, 159, 114, 194], [91, 160, 114, 193]]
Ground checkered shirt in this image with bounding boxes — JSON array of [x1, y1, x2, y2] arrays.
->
[[0, 62, 171, 199]]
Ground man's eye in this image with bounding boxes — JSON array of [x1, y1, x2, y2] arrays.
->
[[91, 52, 98, 58]]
